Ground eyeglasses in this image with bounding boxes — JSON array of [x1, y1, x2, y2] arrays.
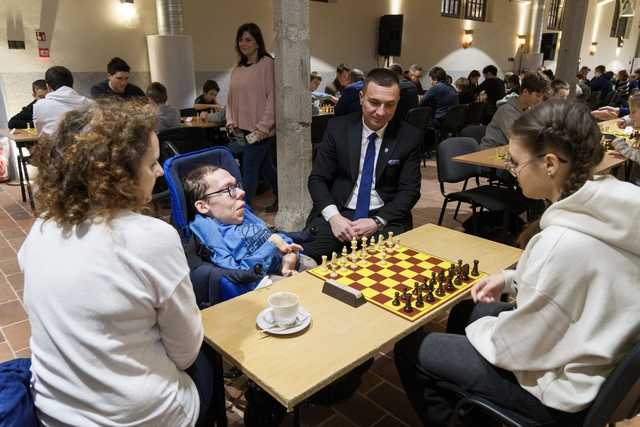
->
[[504, 153, 568, 177], [202, 184, 243, 199]]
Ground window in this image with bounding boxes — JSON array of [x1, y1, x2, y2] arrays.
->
[[441, 0, 462, 17], [547, 0, 564, 31], [464, 0, 487, 21], [442, 0, 486, 21], [610, 0, 630, 38]]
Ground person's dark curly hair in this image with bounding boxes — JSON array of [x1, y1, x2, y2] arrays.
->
[[31, 99, 158, 228]]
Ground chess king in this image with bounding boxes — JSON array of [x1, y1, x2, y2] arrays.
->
[[304, 68, 422, 263]]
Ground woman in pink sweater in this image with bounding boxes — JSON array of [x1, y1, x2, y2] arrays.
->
[[226, 23, 277, 211]]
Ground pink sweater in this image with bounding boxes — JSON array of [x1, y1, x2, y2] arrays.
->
[[226, 56, 275, 137]]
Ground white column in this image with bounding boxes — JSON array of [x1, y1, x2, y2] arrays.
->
[[555, 0, 589, 89], [273, 0, 313, 231]]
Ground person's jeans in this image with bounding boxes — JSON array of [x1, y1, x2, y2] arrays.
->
[[243, 135, 278, 206], [394, 301, 588, 427], [185, 345, 218, 426]]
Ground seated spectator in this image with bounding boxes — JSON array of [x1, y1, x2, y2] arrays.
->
[[334, 68, 365, 116], [475, 65, 506, 117], [468, 69, 481, 89], [455, 77, 476, 104], [184, 165, 316, 286], [614, 69, 630, 105], [310, 72, 337, 115], [611, 93, 640, 185], [146, 82, 180, 133], [33, 66, 92, 135], [589, 65, 613, 104], [629, 68, 640, 92], [90, 57, 145, 99], [420, 66, 459, 124], [541, 69, 555, 81], [480, 72, 548, 148], [408, 64, 426, 95], [194, 80, 224, 112], [550, 79, 570, 100], [579, 65, 591, 80], [8, 79, 48, 129], [505, 73, 521, 95], [22, 100, 212, 426], [576, 71, 592, 102], [325, 63, 351, 97], [389, 64, 419, 122]]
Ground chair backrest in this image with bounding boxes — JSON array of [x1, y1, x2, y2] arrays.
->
[[440, 104, 468, 135], [311, 114, 332, 145], [459, 125, 486, 145], [588, 91, 601, 110], [436, 137, 482, 184], [163, 146, 241, 238], [583, 341, 640, 427], [464, 102, 486, 125], [180, 108, 198, 117], [157, 126, 207, 154], [405, 106, 433, 130]]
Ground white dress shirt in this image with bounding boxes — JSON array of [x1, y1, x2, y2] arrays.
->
[[321, 120, 388, 222]]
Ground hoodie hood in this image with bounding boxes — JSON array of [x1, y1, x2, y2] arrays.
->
[[45, 86, 88, 108], [540, 175, 640, 256]]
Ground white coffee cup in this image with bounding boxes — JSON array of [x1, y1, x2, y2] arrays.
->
[[267, 291, 300, 327]]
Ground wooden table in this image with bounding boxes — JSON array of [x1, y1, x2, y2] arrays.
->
[[201, 224, 522, 411], [180, 119, 222, 129], [452, 146, 628, 175], [0, 129, 39, 208], [0, 128, 39, 143]]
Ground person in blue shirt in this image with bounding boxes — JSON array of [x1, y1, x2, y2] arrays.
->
[[420, 66, 459, 125], [184, 165, 315, 284]]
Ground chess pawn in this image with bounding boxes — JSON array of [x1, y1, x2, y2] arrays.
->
[[380, 251, 387, 266], [330, 263, 338, 279], [415, 290, 424, 308], [320, 255, 328, 272], [426, 286, 436, 303], [331, 252, 337, 268], [472, 260, 480, 276], [341, 246, 348, 261], [378, 234, 385, 248], [454, 272, 462, 287], [367, 236, 377, 254], [436, 281, 446, 297], [361, 236, 368, 250], [387, 231, 394, 247]]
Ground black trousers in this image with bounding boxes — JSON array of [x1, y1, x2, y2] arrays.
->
[[302, 209, 407, 263], [394, 300, 588, 427]]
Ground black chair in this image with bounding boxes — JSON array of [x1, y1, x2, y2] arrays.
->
[[15, 141, 35, 210], [179, 108, 198, 117], [436, 137, 527, 235], [448, 341, 640, 427], [311, 114, 332, 159], [157, 126, 211, 154], [405, 107, 435, 165], [459, 125, 486, 145], [464, 102, 486, 126], [438, 104, 468, 141]]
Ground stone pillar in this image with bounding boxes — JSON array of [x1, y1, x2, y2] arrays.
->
[[530, 0, 546, 53], [273, 0, 313, 231], [555, 0, 589, 91]]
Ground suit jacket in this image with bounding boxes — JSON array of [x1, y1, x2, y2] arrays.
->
[[334, 81, 364, 116], [395, 78, 419, 122], [307, 112, 422, 226], [8, 100, 36, 129]]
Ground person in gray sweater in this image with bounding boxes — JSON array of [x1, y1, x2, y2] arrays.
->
[[146, 82, 181, 133], [480, 72, 549, 149]]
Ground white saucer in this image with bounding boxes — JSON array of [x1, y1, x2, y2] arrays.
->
[[256, 306, 311, 335]]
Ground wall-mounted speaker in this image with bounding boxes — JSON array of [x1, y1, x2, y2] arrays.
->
[[378, 15, 403, 57]]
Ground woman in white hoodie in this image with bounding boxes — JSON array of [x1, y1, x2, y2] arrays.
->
[[395, 100, 640, 426]]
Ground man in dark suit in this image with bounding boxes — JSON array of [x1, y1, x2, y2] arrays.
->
[[389, 64, 419, 122], [304, 68, 422, 262], [334, 69, 365, 116]]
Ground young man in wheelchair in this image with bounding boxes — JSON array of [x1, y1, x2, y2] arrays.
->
[[184, 164, 316, 286]]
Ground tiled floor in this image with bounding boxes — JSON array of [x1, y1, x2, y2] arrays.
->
[[1, 162, 638, 427]]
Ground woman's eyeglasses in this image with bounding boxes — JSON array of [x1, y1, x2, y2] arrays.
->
[[504, 153, 567, 177]]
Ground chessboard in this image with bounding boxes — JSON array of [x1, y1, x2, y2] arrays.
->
[[308, 238, 487, 322]]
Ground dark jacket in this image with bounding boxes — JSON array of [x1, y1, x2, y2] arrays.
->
[[90, 80, 145, 99], [421, 82, 459, 120], [395, 78, 419, 122], [589, 75, 613, 102], [334, 80, 364, 116], [307, 112, 422, 226], [475, 77, 506, 108], [8, 100, 36, 129]]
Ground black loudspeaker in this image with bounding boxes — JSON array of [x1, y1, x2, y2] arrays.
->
[[540, 33, 558, 61], [378, 15, 403, 57]]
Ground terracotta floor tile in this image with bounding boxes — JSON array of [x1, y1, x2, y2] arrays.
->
[[14, 347, 31, 358], [0, 228, 25, 239], [366, 383, 422, 427], [357, 371, 384, 395], [0, 246, 16, 261], [318, 414, 357, 427], [0, 342, 13, 363], [333, 393, 385, 427], [371, 415, 410, 427], [0, 258, 20, 276], [281, 403, 336, 427], [0, 329, 4, 343], [0, 300, 27, 327], [7, 273, 24, 292], [0, 279, 17, 304], [370, 355, 403, 389], [7, 237, 25, 251], [3, 320, 31, 352]]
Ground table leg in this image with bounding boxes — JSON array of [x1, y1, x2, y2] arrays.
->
[[16, 147, 26, 203]]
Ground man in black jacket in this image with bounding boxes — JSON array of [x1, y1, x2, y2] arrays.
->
[[8, 80, 47, 129], [305, 68, 422, 262], [90, 57, 145, 99]]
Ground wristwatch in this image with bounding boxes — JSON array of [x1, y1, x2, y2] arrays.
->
[[372, 217, 384, 230]]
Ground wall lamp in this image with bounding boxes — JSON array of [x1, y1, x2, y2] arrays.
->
[[589, 42, 598, 55], [517, 34, 527, 48], [462, 30, 474, 49]]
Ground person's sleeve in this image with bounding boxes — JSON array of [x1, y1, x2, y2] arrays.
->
[[33, 104, 43, 134], [612, 137, 640, 163], [375, 128, 422, 224], [226, 70, 236, 126], [157, 274, 203, 369], [132, 84, 145, 97], [256, 59, 275, 134], [334, 89, 351, 116], [90, 84, 102, 99], [8, 103, 33, 129], [502, 269, 517, 295], [421, 87, 436, 108], [321, 205, 339, 222], [619, 107, 630, 117], [475, 80, 486, 94], [479, 121, 504, 149], [308, 120, 340, 211]]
